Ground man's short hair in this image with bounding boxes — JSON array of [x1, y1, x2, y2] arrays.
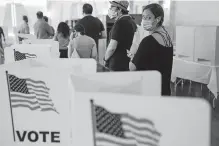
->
[[83, 3, 93, 14], [36, 11, 43, 19], [43, 16, 48, 22]]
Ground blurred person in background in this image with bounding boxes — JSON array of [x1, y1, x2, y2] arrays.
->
[[0, 26, 5, 49], [54, 22, 70, 58], [18, 15, 30, 42], [104, 0, 137, 71], [129, 4, 173, 96], [77, 3, 106, 52], [43, 16, 55, 38], [68, 23, 97, 60], [34, 11, 53, 39]]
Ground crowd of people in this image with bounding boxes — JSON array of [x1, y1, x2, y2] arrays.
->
[[17, 0, 173, 96]]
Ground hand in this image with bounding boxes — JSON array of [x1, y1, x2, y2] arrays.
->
[[127, 52, 134, 60]]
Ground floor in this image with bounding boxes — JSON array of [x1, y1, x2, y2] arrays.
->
[[170, 79, 219, 146]]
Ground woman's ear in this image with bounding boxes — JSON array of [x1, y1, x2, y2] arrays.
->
[[156, 16, 162, 24]]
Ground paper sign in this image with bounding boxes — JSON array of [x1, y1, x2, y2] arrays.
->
[[0, 68, 74, 146]]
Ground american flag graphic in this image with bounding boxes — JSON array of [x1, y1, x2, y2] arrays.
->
[[14, 50, 37, 61], [8, 74, 58, 113], [94, 104, 161, 146]]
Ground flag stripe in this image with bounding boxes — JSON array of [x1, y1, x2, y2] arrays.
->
[[11, 99, 38, 105], [96, 133, 134, 146], [26, 83, 49, 91], [40, 102, 54, 107], [28, 88, 49, 95], [41, 108, 57, 113], [96, 134, 157, 146], [121, 117, 154, 131], [26, 79, 47, 86], [122, 113, 154, 126], [122, 121, 161, 136], [11, 93, 52, 102], [125, 130, 159, 143], [12, 104, 40, 110], [96, 142, 124, 146], [125, 132, 158, 145], [11, 93, 35, 99], [29, 92, 49, 98]]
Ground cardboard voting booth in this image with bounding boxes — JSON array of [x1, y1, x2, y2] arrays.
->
[[4, 44, 52, 64], [37, 58, 97, 74], [71, 71, 161, 96], [0, 68, 74, 146], [176, 25, 219, 65], [73, 92, 211, 146], [22, 39, 60, 58], [176, 26, 196, 61]]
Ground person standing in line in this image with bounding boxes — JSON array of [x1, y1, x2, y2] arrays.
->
[[129, 4, 173, 96], [104, 0, 137, 71], [77, 3, 106, 52], [34, 11, 53, 39], [0, 27, 5, 49], [54, 22, 70, 58], [43, 16, 55, 38], [68, 23, 97, 60], [18, 15, 30, 42]]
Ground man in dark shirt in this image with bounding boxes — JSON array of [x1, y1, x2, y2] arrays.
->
[[77, 3, 106, 51], [104, 0, 137, 71]]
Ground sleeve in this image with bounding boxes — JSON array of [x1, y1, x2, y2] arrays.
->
[[111, 21, 123, 42], [68, 40, 74, 58], [53, 32, 58, 41], [130, 27, 140, 54], [132, 37, 153, 70], [91, 39, 97, 60], [98, 18, 105, 31], [45, 23, 53, 35]]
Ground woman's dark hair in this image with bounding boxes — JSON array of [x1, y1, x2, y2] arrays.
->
[[74, 23, 85, 35], [23, 15, 28, 23], [43, 16, 48, 22], [143, 3, 164, 26], [57, 22, 70, 38]]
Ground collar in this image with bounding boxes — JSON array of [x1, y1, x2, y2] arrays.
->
[[115, 14, 131, 22]]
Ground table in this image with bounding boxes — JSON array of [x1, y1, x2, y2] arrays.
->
[[171, 57, 219, 106]]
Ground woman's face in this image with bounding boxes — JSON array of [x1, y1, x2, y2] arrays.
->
[[142, 9, 160, 31]]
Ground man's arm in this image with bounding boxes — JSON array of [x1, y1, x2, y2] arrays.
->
[[104, 39, 118, 60], [45, 23, 53, 36]]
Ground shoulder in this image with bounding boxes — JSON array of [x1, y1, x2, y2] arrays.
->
[[141, 35, 156, 45]]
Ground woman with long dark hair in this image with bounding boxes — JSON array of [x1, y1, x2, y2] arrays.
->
[[54, 22, 70, 58], [129, 3, 173, 96]]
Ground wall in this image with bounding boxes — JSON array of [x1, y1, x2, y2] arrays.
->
[[175, 1, 219, 26]]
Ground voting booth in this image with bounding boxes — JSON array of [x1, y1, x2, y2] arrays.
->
[[22, 39, 60, 58], [176, 25, 219, 65], [71, 71, 161, 96], [4, 44, 52, 64], [73, 92, 211, 146], [174, 26, 219, 101], [0, 68, 74, 146]]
